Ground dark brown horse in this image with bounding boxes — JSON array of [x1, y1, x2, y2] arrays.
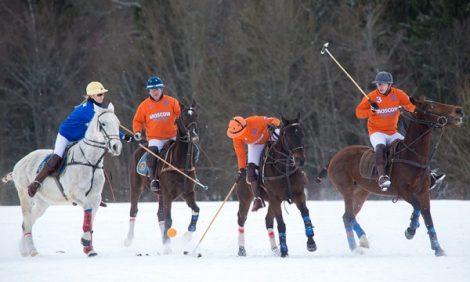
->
[[236, 114, 317, 257], [124, 101, 200, 252], [325, 96, 463, 256]]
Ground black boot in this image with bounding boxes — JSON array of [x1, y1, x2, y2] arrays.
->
[[147, 146, 160, 193], [27, 154, 62, 197], [247, 163, 265, 212], [375, 144, 390, 191]]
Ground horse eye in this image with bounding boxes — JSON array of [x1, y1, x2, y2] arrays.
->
[[101, 122, 106, 127]]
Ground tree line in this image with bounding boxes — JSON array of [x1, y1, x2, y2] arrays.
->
[[1, 0, 469, 204]]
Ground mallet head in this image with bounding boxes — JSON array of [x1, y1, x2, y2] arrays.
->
[[321, 42, 329, 55]]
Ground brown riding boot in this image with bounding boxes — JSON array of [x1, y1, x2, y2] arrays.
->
[[27, 154, 62, 197], [375, 144, 390, 191], [247, 163, 265, 212], [147, 146, 160, 193]]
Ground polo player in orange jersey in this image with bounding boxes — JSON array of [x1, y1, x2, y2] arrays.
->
[[356, 71, 416, 191], [227, 116, 281, 211]]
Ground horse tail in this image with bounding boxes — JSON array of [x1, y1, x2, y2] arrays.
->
[[314, 164, 329, 184], [2, 172, 13, 184]]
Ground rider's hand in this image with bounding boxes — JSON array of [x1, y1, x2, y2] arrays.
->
[[237, 168, 247, 183], [123, 134, 134, 143], [369, 100, 379, 112], [134, 132, 142, 141]]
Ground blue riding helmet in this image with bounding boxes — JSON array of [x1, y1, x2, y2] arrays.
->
[[146, 76, 164, 90], [372, 71, 393, 84]]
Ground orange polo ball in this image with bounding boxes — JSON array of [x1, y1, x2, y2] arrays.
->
[[167, 228, 177, 238]]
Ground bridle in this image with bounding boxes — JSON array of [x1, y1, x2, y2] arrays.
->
[[393, 106, 450, 170], [83, 111, 120, 152], [177, 107, 199, 143]]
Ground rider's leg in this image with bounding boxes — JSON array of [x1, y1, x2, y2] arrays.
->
[[375, 144, 390, 191], [27, 134, 68, 197], [147, 146, 160, 192], [247, 143, 265, 212]]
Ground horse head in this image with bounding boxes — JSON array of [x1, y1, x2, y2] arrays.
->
[[87, 103, 122, 156], [410, 96, 464, 127], [177, 100, 199, 144], [279, 113, 305, 167]]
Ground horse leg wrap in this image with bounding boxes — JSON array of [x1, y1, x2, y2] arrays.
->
[[351, 218, 365, 238], [303, 216, 314, 237], [279, 232, 288, 257], [188, 212, 199, 232], [267, 228, 277, 250], [427, 227, 441, 250], [83, 209, 92, 232], [238, 226, 245, 247]]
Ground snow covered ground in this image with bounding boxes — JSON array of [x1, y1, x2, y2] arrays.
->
[[1, 200, 469, 282]]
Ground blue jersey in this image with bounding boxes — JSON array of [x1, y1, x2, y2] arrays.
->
[[59, 100, 102, 142]]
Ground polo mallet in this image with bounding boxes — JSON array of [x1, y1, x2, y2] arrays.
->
[[321, 42, 370, 101], [119, 124, 209, 191], [189, 181, 238, 257]]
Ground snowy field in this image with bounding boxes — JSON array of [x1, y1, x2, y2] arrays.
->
[[1, 200, 469, 282]]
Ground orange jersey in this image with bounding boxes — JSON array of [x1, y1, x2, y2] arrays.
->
[[356, 87, 415, 135], [230, 116, 280, 169], [133, 95, 181, 140]]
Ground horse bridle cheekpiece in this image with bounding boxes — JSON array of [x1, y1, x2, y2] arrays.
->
[[280, 122, 304, 153], [84, 111, 120, 151]]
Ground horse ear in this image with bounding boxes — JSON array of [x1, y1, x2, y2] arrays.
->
[[107, 103, 115, 112], [296, 112, 300, 121], [281, 116, 288, 125]]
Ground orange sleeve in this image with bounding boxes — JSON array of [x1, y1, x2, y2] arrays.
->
[[133, 102, 146, 134], [398, 90, 416, 112], [355, 96, 373, 119], [233, 138, 247, 169], [173, 99, 181, 117], [268, 117, 281, 127]]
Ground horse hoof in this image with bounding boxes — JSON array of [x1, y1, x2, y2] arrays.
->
[[434, 248, 446, 257], [87, 251, 98, 257], [30, 250, 38, 257], [307, 240, 317, 252], [124, 238, 133, 247], [238, 246, 247, 256], [359, 235, 370, 248], [405, 228, 416, 240], [272, 247, 280, 256]]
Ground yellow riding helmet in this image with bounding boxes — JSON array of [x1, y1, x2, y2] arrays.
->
[[227, 116, 247, 138], [86, 81, 108, 96]]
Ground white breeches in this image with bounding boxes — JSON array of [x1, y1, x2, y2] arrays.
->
[[369, 132, 404, 150], [247, 129, 280, 166], [149, 137, 176, 151], [53, 134, 72, 157]]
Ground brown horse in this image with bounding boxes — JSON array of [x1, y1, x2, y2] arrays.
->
[[324, 96, 463, 256], [236, 114, 316, 257], [124, 101, 200, 252]]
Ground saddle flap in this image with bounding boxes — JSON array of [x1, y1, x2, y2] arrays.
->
[[37, 154, 67, 176], [137, 152, 149, 177], [359, 140, 402, 180]]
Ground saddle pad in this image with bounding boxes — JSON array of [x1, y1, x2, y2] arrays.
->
[[37, 154, 67, 176], [137, 152, 149, 177], [359, 149, 377, 180]]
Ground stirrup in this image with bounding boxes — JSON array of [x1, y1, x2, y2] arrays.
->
[[378, 175, 391, 191], [430, 171, 446, 190], [150, 179, 160, 193]]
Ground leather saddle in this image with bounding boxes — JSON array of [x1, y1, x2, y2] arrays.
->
[[359, 140, 401, 180]]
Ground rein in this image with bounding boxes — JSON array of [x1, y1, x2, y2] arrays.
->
[[263, 122, 303, 203], [392, 110, 446, 170], [56, 110, 118, 198]]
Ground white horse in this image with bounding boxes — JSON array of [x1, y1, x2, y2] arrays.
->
[[2, 103, 122, 257]]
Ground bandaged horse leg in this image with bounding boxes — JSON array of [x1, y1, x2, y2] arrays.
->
[[147, 146, 160, 192], [247, 163, 265, 212], [298, 203, 317, 252], [19, 196, 48, 256], [81, 208, 96, 256], [405, 207, 421, 239]]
